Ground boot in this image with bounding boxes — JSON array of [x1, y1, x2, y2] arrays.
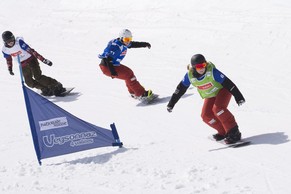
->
[[41, 87, 53, 96], [224, 126, 241, 144], [140, 90, 154, 101], [212, 133, 225, 141], [52, 82, 66, 96]]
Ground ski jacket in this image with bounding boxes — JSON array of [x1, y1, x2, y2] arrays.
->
[[98, 38, 150, 66], [2, 37, 45, 69]]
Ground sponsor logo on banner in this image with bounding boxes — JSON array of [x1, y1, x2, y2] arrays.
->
[[42, 131, 98, 147], [39, 117, 68, 131]]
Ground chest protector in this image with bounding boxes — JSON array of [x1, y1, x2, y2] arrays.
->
[[2, 37, 32, 62], [188, 62, 223, 99]]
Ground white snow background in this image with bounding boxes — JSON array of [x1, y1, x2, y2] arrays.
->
[[1, 0, 291, 193]]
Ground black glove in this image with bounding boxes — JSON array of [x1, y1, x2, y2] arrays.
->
[[8, 67, 14, 75], [9, 70, 14, 75], [236, 98, 245, 106], [232, 89, 245, 106], [42, 59, 53, 66], [146, 43, 151, 49], [167, 105, 173, 113]]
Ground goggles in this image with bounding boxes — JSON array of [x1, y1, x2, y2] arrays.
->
[[122, 37, 132, 43], [193, 62, 207, 70], [5, 38, 15, 44]]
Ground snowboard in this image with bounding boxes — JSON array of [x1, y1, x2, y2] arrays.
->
[[223, 140, 251, 148], [139, 94, 159, 105], [209, 136, 251, 148], [57, 87, 75, 97]]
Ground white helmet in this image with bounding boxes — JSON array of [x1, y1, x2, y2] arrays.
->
[[119, 29, 132, 39]]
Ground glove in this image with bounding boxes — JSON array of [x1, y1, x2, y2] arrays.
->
[[8, 67, 14, 75], [167, 105, 173, 113], [42, 59, 53, 66], [146, 43, 151, 49], [234, 94, 245, 106], [9, 70, 14, 75], [237, 99, 245, 106]]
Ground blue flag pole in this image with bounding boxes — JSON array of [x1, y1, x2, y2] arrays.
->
[[17, 55, 42, 165], [17, 55, 25, 84], [110, 123, 123, 148]]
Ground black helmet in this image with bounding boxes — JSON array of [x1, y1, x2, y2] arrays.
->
[[190, 54, 206, 66], [2, 31, 15, 44]]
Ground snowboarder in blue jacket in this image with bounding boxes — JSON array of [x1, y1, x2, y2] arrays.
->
[[98, 29, 155, 102]]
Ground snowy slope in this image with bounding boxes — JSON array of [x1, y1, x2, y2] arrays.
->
[[1, 0, 291, 193]]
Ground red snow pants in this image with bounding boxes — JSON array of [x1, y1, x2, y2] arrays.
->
[[99, 64, 145, 97], [201, 88, 237, 135]]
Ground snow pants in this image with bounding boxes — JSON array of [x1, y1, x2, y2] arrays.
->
[[99, 64, 145, 97], [201, 88, 237, 135], [22, 57, 59, 90]]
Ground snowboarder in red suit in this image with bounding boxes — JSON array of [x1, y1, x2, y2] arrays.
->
[[167, 54, 245, 144]]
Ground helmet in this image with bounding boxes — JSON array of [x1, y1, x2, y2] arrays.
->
[[190, 54, 206, 66], [2, 31, 15, 44], [119, 29, 132, 39]]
